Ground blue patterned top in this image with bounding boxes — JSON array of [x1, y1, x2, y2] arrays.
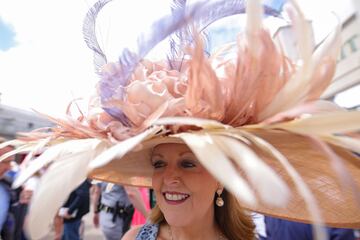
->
[[135, 223, 160, 240]]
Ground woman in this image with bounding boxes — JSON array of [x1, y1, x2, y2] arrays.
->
[[123, 143, 254, 240], [4, 0, 360, 239]]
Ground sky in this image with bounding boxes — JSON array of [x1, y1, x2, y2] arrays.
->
[[0, 17, 16, 51], [0, 0, 171, 116], [0, 0, 358, 116], [0, 0, 97, 116]]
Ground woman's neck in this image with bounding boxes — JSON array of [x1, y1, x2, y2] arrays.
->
[[167, 220, 222, 240]]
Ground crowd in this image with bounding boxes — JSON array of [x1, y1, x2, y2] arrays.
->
[[0, 142, 151, 240], [0, 137, 150, 239]]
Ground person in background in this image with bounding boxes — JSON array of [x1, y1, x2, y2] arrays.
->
[[131, 187, 150, 226], [252, 213, 267, 240], [16, 174, 41, 240], [60, 179, 92, 240], [0, 149, 36, 240], [263, 216, 355, 240], [0, 142, 15, 236], [13, 163, 62, 240], [355, 229, 360, 240], [53, 215, 64, 240], [92, 182, 149, 240]]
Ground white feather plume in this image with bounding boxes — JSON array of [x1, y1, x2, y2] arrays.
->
[[210, 134, 290, 207], [25, 138, 108, 239], [178, 132, 257, 206], [89, 126, 163, 169]]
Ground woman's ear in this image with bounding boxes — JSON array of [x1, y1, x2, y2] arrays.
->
[[216, 183, 224, 194]]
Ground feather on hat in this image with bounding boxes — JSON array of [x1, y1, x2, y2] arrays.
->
[[2, 0, 360, 239]]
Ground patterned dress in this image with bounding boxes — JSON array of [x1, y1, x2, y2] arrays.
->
[[135, 223, 160, 240]]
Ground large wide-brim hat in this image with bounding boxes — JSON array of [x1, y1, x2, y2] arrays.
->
[[88, 122, 360, 229], [1, 0, 360, 239]]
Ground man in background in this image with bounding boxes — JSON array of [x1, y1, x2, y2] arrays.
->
[[92, 182, 148, 240], [60, 179, 92, 240]]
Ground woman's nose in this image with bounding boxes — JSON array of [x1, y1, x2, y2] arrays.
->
[[163, 167, 181, 185]]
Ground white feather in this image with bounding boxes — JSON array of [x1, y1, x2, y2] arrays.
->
[[13, 138, 85, 188], [0, 139, 25, 149], [311, 21, 341, 71], [154, 117, 228, 129], [25, 138, 107, 239], [258, 1, 316, 120], [89, 126, 162, 169], [17, 137, 53, 170], [239, 129, 328, 240], [267, 111, 360, 135], [178, 132, 257, 206], [211, 134, 290, 207], [322, 135, 360, 153], [287, 0, 313, 62], [244, 0, 264, 62], [0, 144, 37, 162]]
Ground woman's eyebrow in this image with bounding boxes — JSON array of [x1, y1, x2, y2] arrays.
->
[[179, 151, 194, 157], [151, 153, 164, 159]]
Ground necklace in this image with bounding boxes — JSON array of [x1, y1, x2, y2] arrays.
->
[[167, 225, 227, 240]]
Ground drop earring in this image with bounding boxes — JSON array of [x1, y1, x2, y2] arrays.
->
[[216, 188, 224, 207]]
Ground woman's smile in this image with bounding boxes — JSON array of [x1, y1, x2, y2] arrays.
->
[[163, 191, 190, 204]]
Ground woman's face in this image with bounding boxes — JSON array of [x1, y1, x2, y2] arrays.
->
[[151, 143, 218, 226]]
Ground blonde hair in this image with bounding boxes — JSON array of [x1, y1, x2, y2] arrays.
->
[[149, 189, 255, 240]]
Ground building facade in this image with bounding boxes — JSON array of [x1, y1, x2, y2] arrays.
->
[[0, 104, 52, 139]]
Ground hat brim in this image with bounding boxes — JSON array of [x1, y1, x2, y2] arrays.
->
[[89, 128, 360, 228]]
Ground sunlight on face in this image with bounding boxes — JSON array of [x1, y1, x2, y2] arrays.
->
[[151, 143, 218, 227]]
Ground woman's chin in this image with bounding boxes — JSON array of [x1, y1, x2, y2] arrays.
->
[[163, 214, 191, 227]]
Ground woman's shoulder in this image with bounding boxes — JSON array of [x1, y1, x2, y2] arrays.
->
[[122, 223, 159, 240]]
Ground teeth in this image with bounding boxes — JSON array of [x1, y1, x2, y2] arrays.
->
[[165, 193, 189, 201]]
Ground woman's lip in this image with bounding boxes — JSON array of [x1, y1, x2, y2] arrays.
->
[[162, 191, 189, 195], [162, 191, 190, 205]]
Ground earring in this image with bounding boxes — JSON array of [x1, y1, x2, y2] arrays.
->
[[216, 188, 224, 207]]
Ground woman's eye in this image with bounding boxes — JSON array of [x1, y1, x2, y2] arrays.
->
[[152, 160, 166, 169], [181, 160, 196, 168]]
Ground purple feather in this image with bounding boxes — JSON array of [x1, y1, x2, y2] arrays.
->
[[83, 0, 112, 73]]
